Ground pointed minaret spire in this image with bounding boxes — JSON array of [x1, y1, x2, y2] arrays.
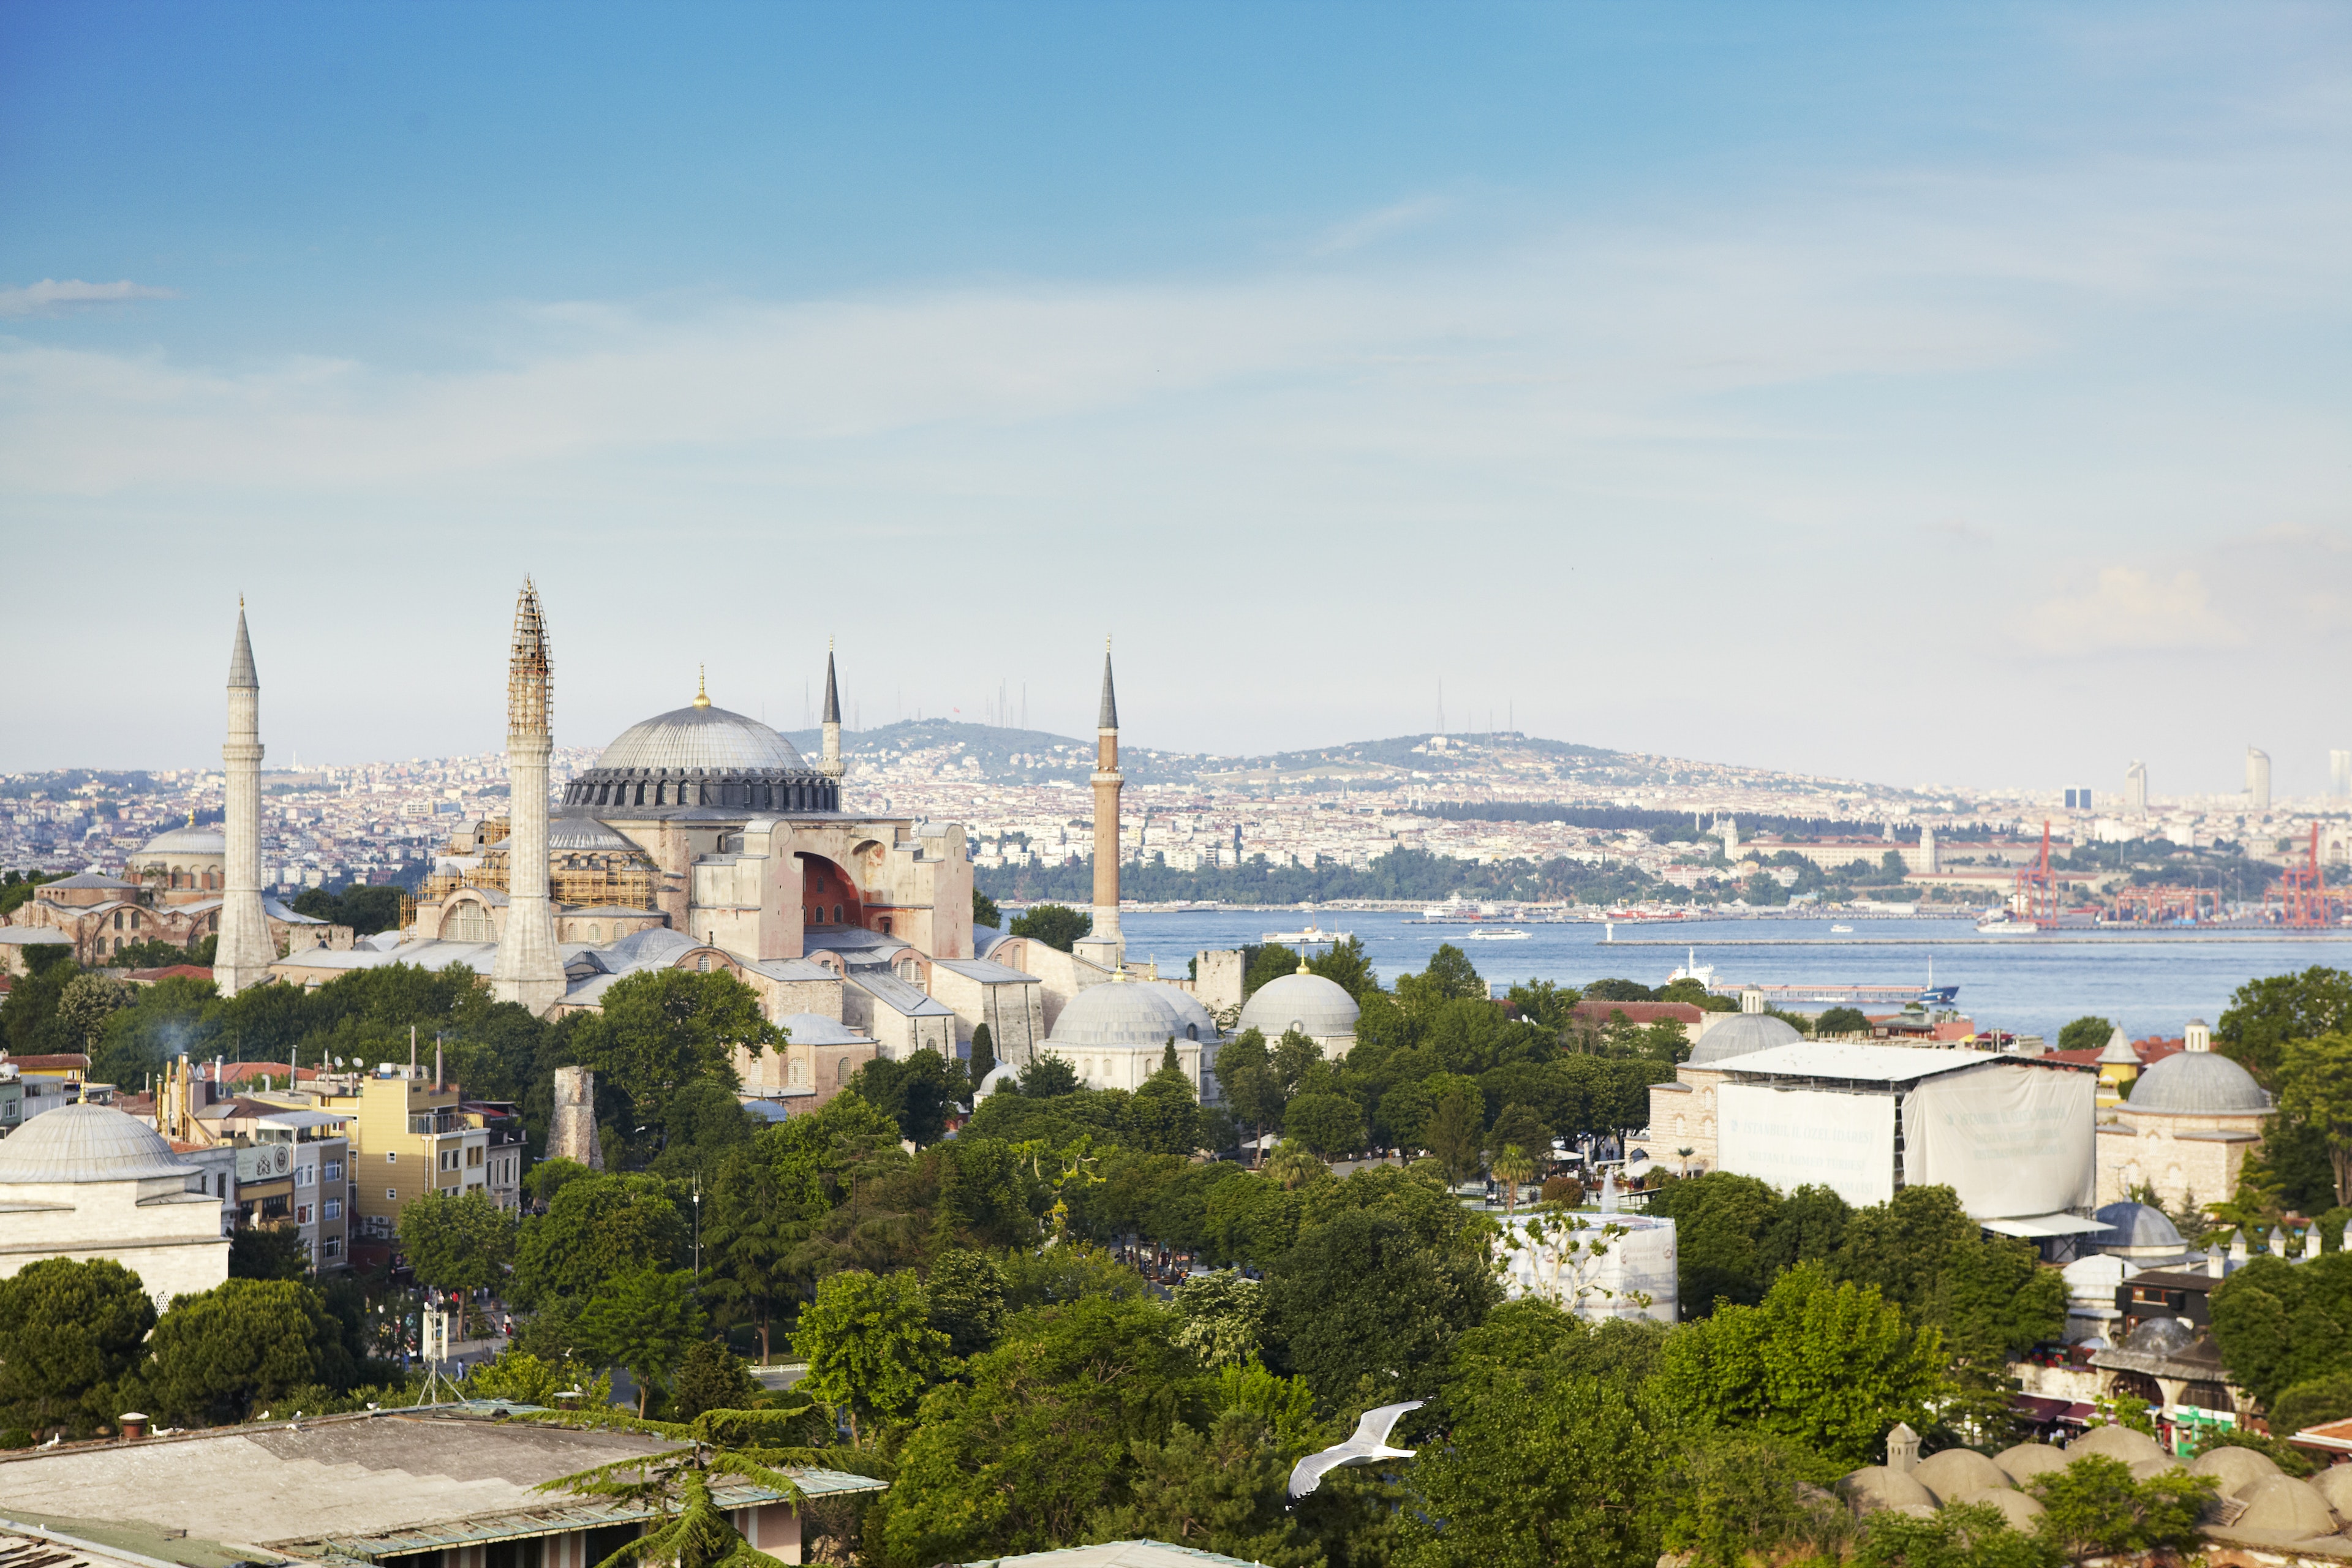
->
[[1077, 636, 1125, 973], [491, 579, 566, 1017], [819, 638, 843, 783], [214, 600, 274, 997]]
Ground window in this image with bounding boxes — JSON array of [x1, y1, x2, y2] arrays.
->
[[323, 1161, 342, 1182], [698, 956, 710, 972], [1186, 1025, 1198, 1041], [295, 1204, 312, 1225], [323, 1236, 342, 1259], [324, 1198, 342, 1220], [466, 1145, 483, 1167], [387, 1188, 399, 1200], [439, 1148, 461, 1172], [295, 1164, 312, 1187], [386, 1151, 398, 1164]]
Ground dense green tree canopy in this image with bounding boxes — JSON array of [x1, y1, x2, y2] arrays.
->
[[141, 1279, 358, 1427], [1008, 903, 1090, 951], [398, 1189, 516, 1293], [571, 968, 777, 1142], [511, 1172, 687, 1307], [0, 1258, 156, 1434]]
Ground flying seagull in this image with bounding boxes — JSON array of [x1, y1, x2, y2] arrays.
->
[[1286, 1400, 1425, 1500]]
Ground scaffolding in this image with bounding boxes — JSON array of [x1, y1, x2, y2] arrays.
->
[[509, 579, 552, 734]]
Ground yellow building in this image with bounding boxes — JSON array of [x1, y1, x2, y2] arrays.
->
[[314, 1071, 526, 1242]]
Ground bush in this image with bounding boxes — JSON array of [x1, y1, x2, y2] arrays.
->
[[2272, 1371, 2352, 1439], [1540, 1175, 1585, 1207], [0, 1428, 31, 1450]]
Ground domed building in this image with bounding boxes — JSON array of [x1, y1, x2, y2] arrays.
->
[[2094, 1019, 2274, 1209], [1031, 976, 1205, 1095], [0, 1102, 228, 1305], [1237, 962, 1361, 1060], [1648, 990, 1804, 1175]]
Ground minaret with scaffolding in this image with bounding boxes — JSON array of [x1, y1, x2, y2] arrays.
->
[[490, 581, 566, 1016]]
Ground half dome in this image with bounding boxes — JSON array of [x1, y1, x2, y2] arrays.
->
[[0, 1103, 198, 1184], [1238, 971, 1360, 1040]]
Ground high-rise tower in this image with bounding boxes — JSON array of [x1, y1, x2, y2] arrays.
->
[[490, 581, 566, 1016], [2247, 746, 2273, 815], [214, 602, 276, 997], [2125, 760, 2149, 817], [2332, 750, 2350, 801], [820, 639, 843, 779], [1074, 640, 1125, 973]]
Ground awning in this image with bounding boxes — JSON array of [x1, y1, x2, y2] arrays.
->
[[1979, 1213, 2113, 1239], [256, 1110, 351, 1129], [2011, 1395, 2094, 1426]]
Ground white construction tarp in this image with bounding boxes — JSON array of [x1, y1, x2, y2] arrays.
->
[[1902, 1064, 2094, 1219], [1717, 1084, 1897, 1207]]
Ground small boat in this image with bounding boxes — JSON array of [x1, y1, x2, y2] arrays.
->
[[1830, 924, 1854, 933], [1977, 915, 2038, 935], [1461, 928, 1529, 941]]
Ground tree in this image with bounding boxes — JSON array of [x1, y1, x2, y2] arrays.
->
[[2278, 1032, 2352, 1206], [2219, 966, 2352, 1082], [875, 1294, 1203, 1565], [845, 1049, 969, 1146], [1491, 1144, 1537, 1218], [230, 1224, 312, 1280], [1265, 1139, 1327, 1192], [2209, 1252, 2352, 1408], [1306, 935, 1379, 1002], [2026, 1454, 2214, 1563], [0, 1257, 156, 1435], [1170, 1272, 1269, 1369], [2273, 1370, 2352, 1435], [1214, 1028, 1283, 1159], [1835, 1185, 2064, 1369], [969, 1022, 997, 1087], [1852, 1502, 2054, 1568], [1267, 1207, 1499, 1404], [973, 888, 1002, 929], [1647, 1172, 1785, 1315], [1283, 1091, 1364, 1159], [465, 1345, 612, 1409], [666, 1339, 755, 1424], [55, 972, 130, 1052], [1009, 903, 1090, 952], [1022, 1055, 1080, 1098], [1089, 1409, 1323, 1568], [1816, 1005, 1870, 1036], [576, 1266, 705, 1417], [1663, 1431, 1852, 1568], [511, 1172, 686, 1308], [1488, 1101, 1548, 1161], [1423, 1083, 1485, 1186], [142, 1279, 356, 1425], [648, 1076, 760, 1177], [1653, 1263, 1946, 1468], [1397, 944, 1486, 1011], [2057, 1016, 2117, 1055], [927, 1249, 1008, 1359], [790, 1268, 952, 1446], [398, 1189, 516, 1294], [573, 968, 778, 1144]]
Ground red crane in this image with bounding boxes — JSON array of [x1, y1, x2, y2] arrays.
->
[[2276, 824, 2343, 929], [2011, 819, 2061, 929]]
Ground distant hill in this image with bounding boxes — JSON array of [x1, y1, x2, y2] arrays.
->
[[783, 719, 1898, 802]]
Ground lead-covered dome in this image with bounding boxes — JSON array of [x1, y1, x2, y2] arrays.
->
[[1149, 982, 1222, 1044], [2095, 1200, 2185, 1252], [1688, 1011, 1803, 1066], [2128, 1050, 2271, 1115], [567, 697, 837, 815], [1047, 981, 1192, 1048], [0, 1102, 197, 1184], [1238, 971, 1360, 1040], [137, 824, 225, 857]]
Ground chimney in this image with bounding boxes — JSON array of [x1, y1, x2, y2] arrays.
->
[[435, 1038, 444, 1092], [1885, 1422, 1920, 1474], [2206, 1245, 2224, 1279], [119, 1412, 149, 1442], [409, 1024, 417, 1080]]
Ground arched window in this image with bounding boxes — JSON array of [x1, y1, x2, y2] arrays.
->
[[832, 903, 842, 924], [698, 955, 711, 972], [1186, 1024, 1198, 1041], [450, 905, 494, 943], [837, 1057, 853, 1085], [112, 937, 123, 953], [878, 917, 892, 936]]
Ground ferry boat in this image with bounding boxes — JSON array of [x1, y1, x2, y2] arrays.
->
[[1461, 928, 1529, 941], [1976, 914, 2040, 935], [1261, 924, 1350, 947], [1829, 924, 1855, 933]]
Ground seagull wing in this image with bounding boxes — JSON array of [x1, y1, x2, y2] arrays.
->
[[1289, 1400, 1428, 1500], [1286, 1446, 1354, 1501], [1352, 1399, 1426, 1451]]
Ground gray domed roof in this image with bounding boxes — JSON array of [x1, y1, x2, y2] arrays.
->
[[2095, 1200, 2185, 1250], [1238, 971, 1360, 1040], [136, 824, 225, 857], [1688, 1011, 1803, 1066], [1047, 981, 1190, 1049], [2123, 1316, 2197, 1357], [0, 1103, 197, 1184], [2128, 1050, 2271, 1115], [548, 816, 639, 852], [595, 704, 806, 774], [1147, 983, 1221, 1043]]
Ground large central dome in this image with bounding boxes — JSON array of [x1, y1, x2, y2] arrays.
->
[[595, 704, 806, 773]]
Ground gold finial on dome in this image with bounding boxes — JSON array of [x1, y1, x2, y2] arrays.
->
[[187, 808, 197, 828], [1297, 956, 1311, 975], [693, 665, 710, 709]]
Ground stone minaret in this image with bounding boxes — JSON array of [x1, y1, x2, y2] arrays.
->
[[214, 602, 276, 997], [1074, 640, 1125, 971], [490, 581, 566, 1016], [820, 639, 843, 779]]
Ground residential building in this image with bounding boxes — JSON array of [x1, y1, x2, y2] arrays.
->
[[314, 1069, 527, 1243]]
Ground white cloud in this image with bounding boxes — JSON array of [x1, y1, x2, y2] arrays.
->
[[2016, 567, 2246, 652], [0, 279, 179, 318]]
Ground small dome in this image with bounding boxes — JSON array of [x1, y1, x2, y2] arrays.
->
[[2188, 1444, 2280, 1496], [2095, 1200, 2185, 1251], [0, 1103, 198, 1184], [2312, 1463, 2352, 1517], [775, 1012, 864, 1046], [1047, 981, 1191, 1049], [1238, 971, 1360, 1041], [2234, 1475, 2337, 1537], [136, 824, 225, 857], [1994, 1444, 2069, 1486], [594, 704, 807, 774], [2128, 1050, 2271, 1115], [2122, 1316, 2197, 1357], [974, 1062, 1022, 1100], [1912, 1449, 2010, 1502], [1687, 1011, 1803, 1066], [1837, 1466, 1936, 1512], [2068, 1423, 2166, 1465], [2128, 1455, 2186, 1480], [1956, 1489, 2045, 1529]]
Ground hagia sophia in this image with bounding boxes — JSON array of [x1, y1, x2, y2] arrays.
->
[[53, 587, 1367, 1113]]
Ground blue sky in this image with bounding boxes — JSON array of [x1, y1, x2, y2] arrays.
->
[[3, 3, 2346, 796]]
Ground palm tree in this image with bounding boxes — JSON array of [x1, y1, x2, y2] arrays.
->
[[1266, 1139, 1325, 1192], [1492, 1143, 1536, 1218]]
